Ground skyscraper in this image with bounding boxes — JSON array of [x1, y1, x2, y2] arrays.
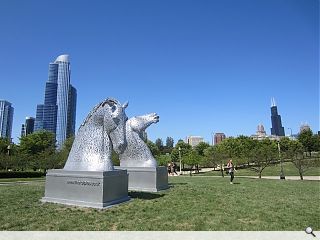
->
[[21, 117, 35, 137], [270, 98, 285, 136], [35, 54, 77, 148], [0, 100, 14, 140]]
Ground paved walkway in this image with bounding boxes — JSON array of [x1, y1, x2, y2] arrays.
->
[[238, 176, 320, 181], [175, 175, 320, 181]]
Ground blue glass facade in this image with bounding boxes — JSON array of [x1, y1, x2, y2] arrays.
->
[[67, 85, 77, 138], [270, 102, 285, 136], [35, 55, 77, 148], [56, 59, 72, 148], [0, 100, 14, 140]]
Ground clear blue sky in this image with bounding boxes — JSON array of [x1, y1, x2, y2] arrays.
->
[[0, 0, 318, 144]]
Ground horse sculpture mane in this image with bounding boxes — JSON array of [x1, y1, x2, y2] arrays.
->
[[64, 98, 128, 171], [119, 113, 159, 168]]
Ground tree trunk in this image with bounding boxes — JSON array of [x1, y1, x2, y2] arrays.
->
[[220, 169, 224, 177], [259, 172, 262, 179], [299, 169, 304, 180]]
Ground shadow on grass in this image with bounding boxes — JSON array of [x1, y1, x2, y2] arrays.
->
[[129, 192, 165, 200]]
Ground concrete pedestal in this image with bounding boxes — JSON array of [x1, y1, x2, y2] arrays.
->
[[115, 166, 168, 192], [41, 169, 130, 209]]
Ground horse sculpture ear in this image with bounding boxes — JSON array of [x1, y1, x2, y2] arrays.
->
[[122, 101, 129, 109]]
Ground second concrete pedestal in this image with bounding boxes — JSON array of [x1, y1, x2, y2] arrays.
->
[[115, 166, 168, 192]]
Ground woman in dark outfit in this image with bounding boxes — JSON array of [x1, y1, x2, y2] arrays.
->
[[227, 159, 235, 184]]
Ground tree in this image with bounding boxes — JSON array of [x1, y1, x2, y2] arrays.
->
[[204, 145, 228, 177], [298, 129, 316, 156], [162, 136, 175, 154], [194, 142, 210, 156], [193, 142, 210, 171], [0, 138, 11, 155], [183, 150, 202, 174], [156, 154, 171, 167], [19, 131, 56, 171], [248, 139, 277, 178], [155, 138, 164, 151], [171, 140, 192, 169], [166, 137, 174, 148], [19, 131, 56, 155], [282, 139, 318, 180], [146, 140, 160, 157], [220, 136, 256, 167]]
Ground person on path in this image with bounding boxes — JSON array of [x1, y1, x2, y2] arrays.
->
[[227, 159, 236, 184]]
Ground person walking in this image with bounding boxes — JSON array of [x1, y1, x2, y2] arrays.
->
[[167, 162, 172, 175], [227, 159, 236, 184]]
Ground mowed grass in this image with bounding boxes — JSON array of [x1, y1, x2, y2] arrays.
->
[[0, 176, 319, 231], [198, 162, 320, 176]]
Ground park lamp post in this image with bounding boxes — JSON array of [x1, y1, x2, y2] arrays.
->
[[288, 127, 293, 139], [277, 141, 285, 180], [178, 147, 182, 175]]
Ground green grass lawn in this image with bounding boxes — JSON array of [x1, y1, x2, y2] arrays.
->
[[0, 176, 319, 231], [197, 162, 320, 177]]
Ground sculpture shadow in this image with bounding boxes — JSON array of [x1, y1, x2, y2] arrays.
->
[[129, 192, 165, 200]]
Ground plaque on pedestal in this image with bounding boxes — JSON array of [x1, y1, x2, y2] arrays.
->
[[42, 169, 130, 209]]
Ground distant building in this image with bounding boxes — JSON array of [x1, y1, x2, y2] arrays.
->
[[270, 98, 285, 136], [21, 117, 35, 137], [251, 124, 267, 140], [35, 54, 77, 148], [185, 136, 204, 147], [300, 123, 311, 133], [213, 133, 226, 145], [0, 100, 14, 140]]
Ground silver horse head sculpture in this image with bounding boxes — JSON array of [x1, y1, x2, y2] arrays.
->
[[119, 113, 159, 168], [64, 98, 128, 171]]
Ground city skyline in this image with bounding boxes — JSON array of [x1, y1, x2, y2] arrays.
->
[[0, 0, 318, 144]]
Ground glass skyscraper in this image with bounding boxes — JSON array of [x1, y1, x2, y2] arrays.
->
[[270, 98, 285, 136], [35, 54, 77, 148], [0, 100, 14, 140], [21, 117, 35, 137]]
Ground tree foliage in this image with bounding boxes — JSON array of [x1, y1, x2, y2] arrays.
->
[[248, 139, 277, 178], [155, 138, 164, 151], [19, 131, 56, 155], [298, 129, 317, 156], [146, 140, 160, 157], [166, 137, 174, 148]]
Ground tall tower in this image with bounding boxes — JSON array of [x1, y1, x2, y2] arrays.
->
[[270, 98, 285, 136], [0, 100, 14, 140], [35, 54, 77, 148]]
